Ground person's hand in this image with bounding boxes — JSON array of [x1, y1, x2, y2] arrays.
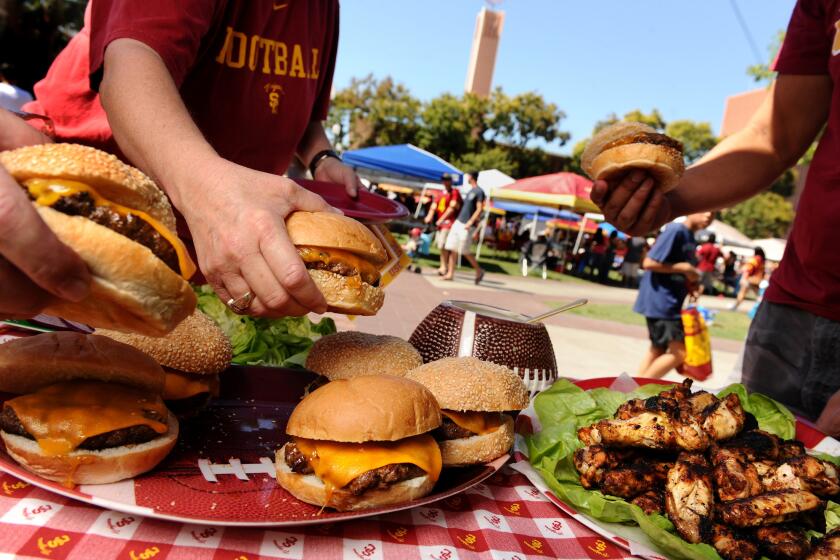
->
[[590, 169, 672, 235], [0, 109, 54, 151], [313, 157, 362, 198], [424, 214, 433, 225], [0, 166, 91, 317], [673, 262, 701, 284], [183, 160, 339, 317], [816, 389, 840, 437]]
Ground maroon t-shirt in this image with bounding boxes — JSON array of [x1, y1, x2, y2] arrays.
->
[[24, 0, 338, 175], [696, 243, 721, 273], [764, 0, 840, 321]]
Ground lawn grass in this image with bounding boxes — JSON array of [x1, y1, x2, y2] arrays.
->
[[549, 301, 751, 342]]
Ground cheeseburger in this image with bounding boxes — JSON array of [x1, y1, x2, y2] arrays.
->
[[305, 331, 422, 380], [581, 121, 685, 192], [96, 310, 232, 415], [406, 357, 529, 467], [0, 143, 196, 336], [276, 375, 442, 511], [0, 332, 178, 485], [286, 211, 386, 316]]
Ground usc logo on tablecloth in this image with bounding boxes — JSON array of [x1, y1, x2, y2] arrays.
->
[[430, 548, 453, 560], [128, 546, 160, 560], [3, 480, 28, 495], [588, 539, 610, 558], [456, 533, 478, 550], [23, 504, 52, 520], [272, 536, 298, 554], [503, 502, 522, 515], [523, 538, 544, 553], [483, 513, 502, 528], [352, 543, 377, 559], [107, 516, 136, 535], [419, 508, 440, 522], [386, 526, 409, 543], [36, 534, 70, 556], [191, 527, 218, 544], [544, 519, 564, 535]]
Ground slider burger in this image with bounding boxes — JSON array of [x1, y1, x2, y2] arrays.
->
[[0, 143, 197, 336], [0, 332, 178, 485], [276, 375, 442, 511], [96, 310, 232, 416], [286, 211, 386, 316], [305, 331, 422, 380], [406, 357, 529, 467], [581, 121, 685, 192]]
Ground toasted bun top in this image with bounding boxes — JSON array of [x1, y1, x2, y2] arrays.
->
[[286, 211, 387, 263], [0, 143, 177, 232], [95, 311, 232, 375], [305, 331, 422, 380], [405, 357, 529, 412], [0, 332, 165, 395], [581, 122, 655, 176], [286, 375, 441, 442]]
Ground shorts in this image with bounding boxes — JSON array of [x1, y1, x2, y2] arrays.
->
[[645, 318, 684, 350], [434, 228, 450, 250], [621, 262, 640, 278], [741, 301, 840, 420], [444, 220, 473, 254]]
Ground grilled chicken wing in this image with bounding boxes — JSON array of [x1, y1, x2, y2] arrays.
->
[[666, 452, 715, 544], [631, 489, 664, 514], [686, 390, 719, 415], [600, 462, 672, 498], [573, 445, 636, 489], [722, 430, 782, 462], [716, 489, 822, 528], [702, 393, 746, 442], [710, 445, 762, 502], [762, 455, 840, 497], [807, 528, 840, 560], [578, 412, 678, 449], [711, 523, 758, 560], [754, 525, 810, 560], [614, 380, 693, 420], [779, 440, 807, 460]]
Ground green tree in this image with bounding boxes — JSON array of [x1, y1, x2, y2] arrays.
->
[[747, 30, 785, 84], [719, 192, 794, 239], [326, 75, 421, 150], [454, 147, 515, 177], [665, 120, 717, 163]]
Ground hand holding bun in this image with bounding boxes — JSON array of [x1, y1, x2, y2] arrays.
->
[[581, 122, 685, 192]]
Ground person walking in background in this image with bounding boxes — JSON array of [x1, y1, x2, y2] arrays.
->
[[424, 173, 461, 277], [599, 230, 618, 284], [621, 236, 647, 288], [697, 232, 722, 295], [589, 228, 607, 281], [732, 247, 766, 311], [443, 172, 486, 284], [633, 212, 712, 379], [722, 251, 740, 296]]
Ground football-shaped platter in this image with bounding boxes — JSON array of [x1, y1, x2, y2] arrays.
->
[[0, 366, 506, 526]]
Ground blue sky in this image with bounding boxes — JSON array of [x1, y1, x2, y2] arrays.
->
[[333, 1, 795, 155]]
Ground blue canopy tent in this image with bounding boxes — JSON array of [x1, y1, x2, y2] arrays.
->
[[343, 144, 464, 186], [490, 200, 581, 221]]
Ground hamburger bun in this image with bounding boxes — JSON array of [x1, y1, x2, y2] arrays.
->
[[406, 357, 528, 466], [0, 143, 196, 336], [305, 331, 422, 380], [0, 332, 177, 485], [286, 375, 440, 442], [581, 122, 685, 192], [286, 211, 386, 316]]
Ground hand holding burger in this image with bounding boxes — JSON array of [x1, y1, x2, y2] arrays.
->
[[583, 122, 686, 235]]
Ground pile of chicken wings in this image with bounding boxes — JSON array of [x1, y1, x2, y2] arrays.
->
[[573, 380, 840, 560]]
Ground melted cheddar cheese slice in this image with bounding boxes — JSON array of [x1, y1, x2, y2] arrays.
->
[[297, 246, 380, 285], [163, 371, 219, 400], [6, 380, 169, 456], [294, 434, 442, 491], [441, 410, 502, 436], [25, 178, 197, 279]]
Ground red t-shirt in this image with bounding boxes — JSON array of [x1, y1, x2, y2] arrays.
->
[[764, 0, 840, 321], [433, 189, 462, 230], [696, 243, 721, 273], [23, 0, 338, 176]]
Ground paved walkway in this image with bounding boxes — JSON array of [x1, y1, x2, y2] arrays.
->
[[327, 267, 746, 391]]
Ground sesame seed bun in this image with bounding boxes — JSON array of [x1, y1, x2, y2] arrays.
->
[[0, 143, 195, 336], [0, 331, 165, 395], [581, 122, 685, 192], [437, 415, 515, 467], [286, 375, 441, 443], [96, 310, 231, 376], [305, 331, 422, 380], [405, 357, 529, 412]]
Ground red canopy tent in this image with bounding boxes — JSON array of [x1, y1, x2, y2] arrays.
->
[[491, 172, 599, 214]]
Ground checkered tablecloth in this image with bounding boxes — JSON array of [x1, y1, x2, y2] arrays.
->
[[0, 466, 636, 560]]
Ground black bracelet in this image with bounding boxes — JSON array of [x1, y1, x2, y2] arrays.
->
[[308, 149, 341, 177]]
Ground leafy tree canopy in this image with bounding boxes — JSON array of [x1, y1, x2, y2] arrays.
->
[[719, 192, 794, 239]]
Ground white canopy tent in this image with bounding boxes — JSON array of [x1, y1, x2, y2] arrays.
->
[[753, 238, 787, 262]]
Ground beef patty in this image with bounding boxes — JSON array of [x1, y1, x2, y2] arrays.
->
[[0, 405, 166, 450], [434, 417, 477, 441], [303, 258, 378, 286], [284, 442, 426, 496], [602, 132, 683, 153], [44, 191, 179, 273]]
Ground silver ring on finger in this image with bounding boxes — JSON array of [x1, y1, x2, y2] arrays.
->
[[226, 291, 253, 314]]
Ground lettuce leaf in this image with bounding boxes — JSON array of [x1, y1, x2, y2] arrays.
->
[[525, 379, 819, 560], [194, 285, 336, 367]]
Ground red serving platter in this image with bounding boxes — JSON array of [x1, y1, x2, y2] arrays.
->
[[0, 366, 506, 526], [297, 179, 409, 223]]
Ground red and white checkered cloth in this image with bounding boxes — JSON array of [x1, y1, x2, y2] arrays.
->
[[0, 467, 636, 560]]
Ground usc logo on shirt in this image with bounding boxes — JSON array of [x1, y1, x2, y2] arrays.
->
[[215, 26, 321, 80], [833, 20, 840, 55]]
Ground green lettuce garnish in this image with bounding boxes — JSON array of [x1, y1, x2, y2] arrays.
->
[[526, 379, 838, 560], [195, 285, 336, 367]]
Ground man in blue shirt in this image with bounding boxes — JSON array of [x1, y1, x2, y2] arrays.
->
[[634, 212, 712, 378]]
